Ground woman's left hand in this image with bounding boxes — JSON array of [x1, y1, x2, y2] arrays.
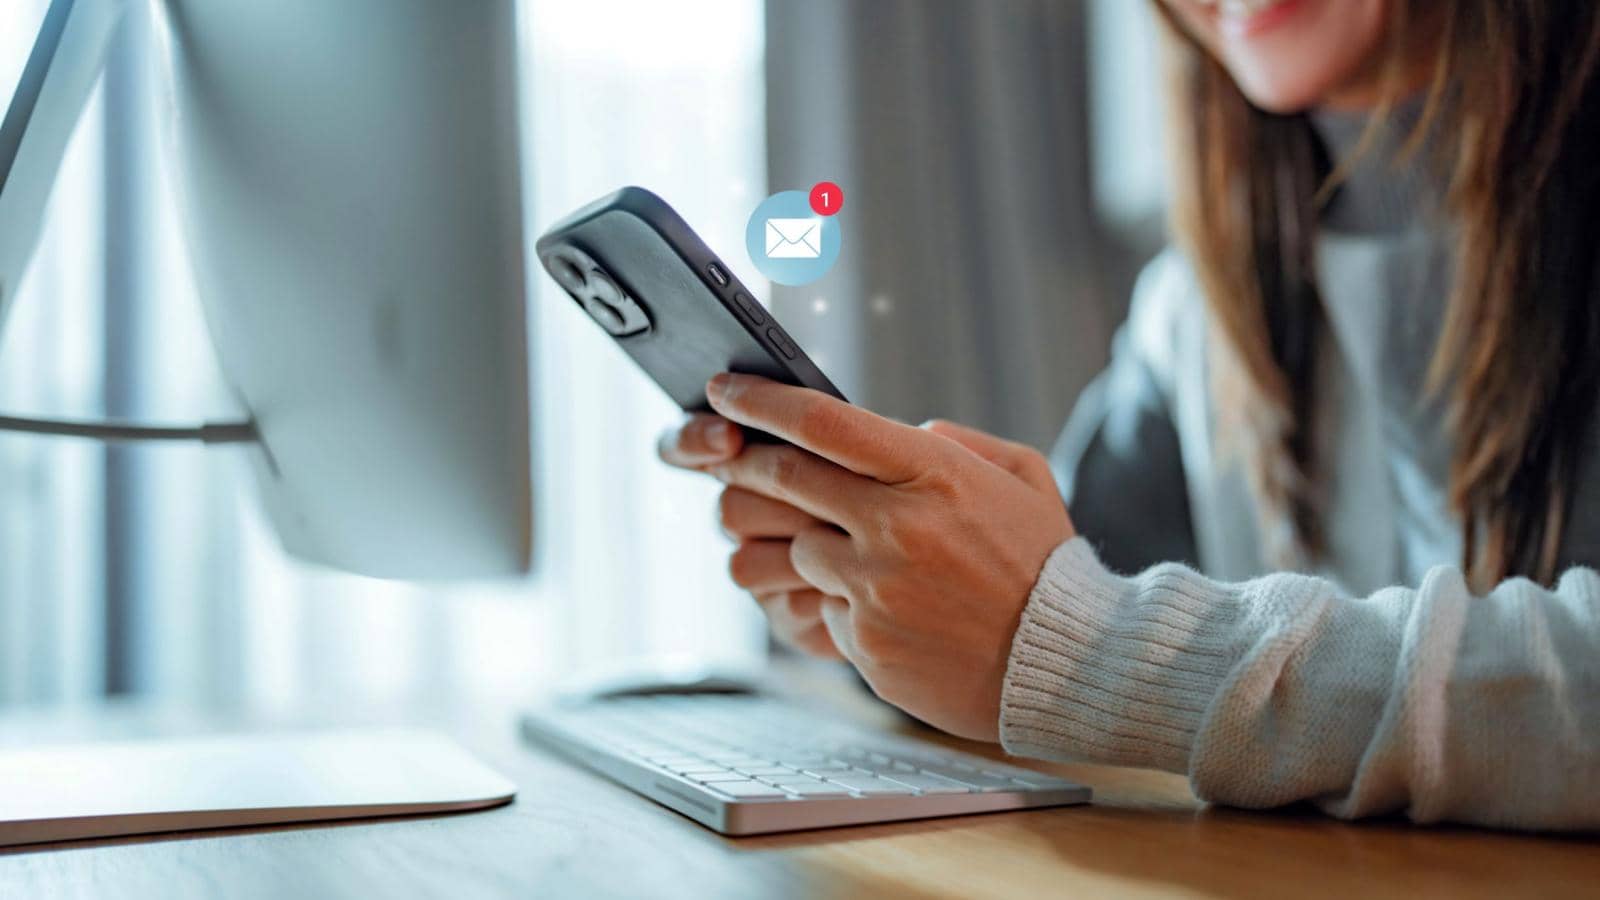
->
[[703, 373, 1075, 741]]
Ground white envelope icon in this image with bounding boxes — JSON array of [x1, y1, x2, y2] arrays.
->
[[765, 218, 822, 258]]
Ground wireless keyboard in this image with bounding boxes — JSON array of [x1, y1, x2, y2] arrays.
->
[[521, 694, 1091, 835]]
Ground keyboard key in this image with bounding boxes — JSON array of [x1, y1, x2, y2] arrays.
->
[[854, 761, 918, 777], [691, 773, 756, 784], [782, 782, 855, 798], [648, 756, 704, 767], [915, 765, 1023, 792], [819, 775, 918, 796], [801, 767, 853, 779], [761, 773, 820, 785], [1006, 773, 1086, 790], [980, 764, 1040, 778], [712, 781, 791, 799], [876, 773, 974, 795], [735, 766, 794, 776]]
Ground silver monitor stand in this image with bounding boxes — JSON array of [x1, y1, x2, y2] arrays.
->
[[0, 730, 516, 848]]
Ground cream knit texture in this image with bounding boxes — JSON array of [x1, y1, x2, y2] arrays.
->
[[1000, 538, 1600, 830]]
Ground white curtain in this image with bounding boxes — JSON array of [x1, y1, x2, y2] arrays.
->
[[763, 0, 1125, 451], [520, 0, 770, 686], [0, 0, 768, 710]]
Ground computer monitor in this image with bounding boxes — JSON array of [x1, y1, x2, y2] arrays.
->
[[155, 0, 533, 578], [0, 0, 530, 844], [3, 0, 534, 579]]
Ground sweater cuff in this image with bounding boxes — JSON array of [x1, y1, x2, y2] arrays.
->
[[999, 538, 1239, 772]]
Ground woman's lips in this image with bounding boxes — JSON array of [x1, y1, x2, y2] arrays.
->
[[1195, 0, 1311, 39]]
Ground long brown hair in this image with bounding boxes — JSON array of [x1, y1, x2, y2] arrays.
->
[[1156, 2, 1600, 590]]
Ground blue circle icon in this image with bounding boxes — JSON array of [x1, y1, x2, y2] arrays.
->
[[744, 190, 842, 286]]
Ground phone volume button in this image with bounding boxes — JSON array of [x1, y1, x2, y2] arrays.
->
[[767, 327, 798, 359], [734, 292, 766, 325]]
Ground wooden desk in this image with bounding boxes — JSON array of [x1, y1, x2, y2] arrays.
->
[[2, 670, 1596, 899]]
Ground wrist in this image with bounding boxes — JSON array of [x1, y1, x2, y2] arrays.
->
[[997, 538, 1236, 772]]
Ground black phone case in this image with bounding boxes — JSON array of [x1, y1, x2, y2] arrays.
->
[[534, 187, 846, 428]]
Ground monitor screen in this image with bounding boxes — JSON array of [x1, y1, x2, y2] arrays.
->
[[0, 3, 50, 117], [0, 0, 123, 330]]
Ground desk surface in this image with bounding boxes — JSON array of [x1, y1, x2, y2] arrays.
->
[[2, 668, 1596, 900]]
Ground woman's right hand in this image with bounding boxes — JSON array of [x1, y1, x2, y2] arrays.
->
[[657, 414, 845, 660]]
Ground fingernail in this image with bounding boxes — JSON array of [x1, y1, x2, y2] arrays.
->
[[706, 420, 734, 452], [707, 373, 733, 405]]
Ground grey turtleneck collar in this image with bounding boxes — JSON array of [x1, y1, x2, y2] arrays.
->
[[1311, 99, 1447, 236]]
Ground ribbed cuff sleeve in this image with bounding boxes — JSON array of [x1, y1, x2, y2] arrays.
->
[[999, 538, 1240, 773]]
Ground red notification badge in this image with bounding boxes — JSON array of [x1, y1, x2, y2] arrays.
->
[[808, 181, 844, 216]]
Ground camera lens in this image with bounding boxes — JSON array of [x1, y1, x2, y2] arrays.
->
[[587, 269, 624, 306], [552, 257, 587, 292], [581, 295, 625, 331]]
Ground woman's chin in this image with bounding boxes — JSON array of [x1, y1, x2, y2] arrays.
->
[[1231, 67, 1354, 114], [1196, 0, 1393, 113]]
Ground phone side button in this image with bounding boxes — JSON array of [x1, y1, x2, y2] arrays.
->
[[735, 292, 767, 325], [767, 327, 798, 359]]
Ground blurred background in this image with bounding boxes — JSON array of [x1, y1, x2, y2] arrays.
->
[[0, 0, 1166, 712]]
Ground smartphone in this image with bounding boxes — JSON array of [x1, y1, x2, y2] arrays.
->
[[535, 187, 846, 436]]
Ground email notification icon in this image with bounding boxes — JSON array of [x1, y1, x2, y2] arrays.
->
[[765, 218, 822, 259], [746, 189, 840, 285]]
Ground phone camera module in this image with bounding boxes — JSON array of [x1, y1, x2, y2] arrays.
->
[[544, 247, 651, 338]]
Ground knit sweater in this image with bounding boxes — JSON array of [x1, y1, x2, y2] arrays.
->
[[998, 107, 1600, 830]]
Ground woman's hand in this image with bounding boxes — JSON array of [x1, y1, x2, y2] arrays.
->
[[657, 413, 844, 660], [701, 373, 1075, 741]]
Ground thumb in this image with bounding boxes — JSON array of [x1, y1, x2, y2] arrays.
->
[[922, 419, 1057, 494]]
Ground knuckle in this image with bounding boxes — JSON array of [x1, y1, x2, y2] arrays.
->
[[919, 465, 963, 500], [790, 523, 827, 555], [864, 506, 896, 547], [794, 401, 843, 444], [869, 506, 932, 558], [1026, 452, 1054, 482], [754, 590, 789, 620], [768, 449, 806, 493], [851, 617, 893, 664], [862, 568, 905, 614], [1016, 444, 1044, 468], [727, 544, 760, 587], [764, 593, 812, 641], [868, 507, 909, 554]]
